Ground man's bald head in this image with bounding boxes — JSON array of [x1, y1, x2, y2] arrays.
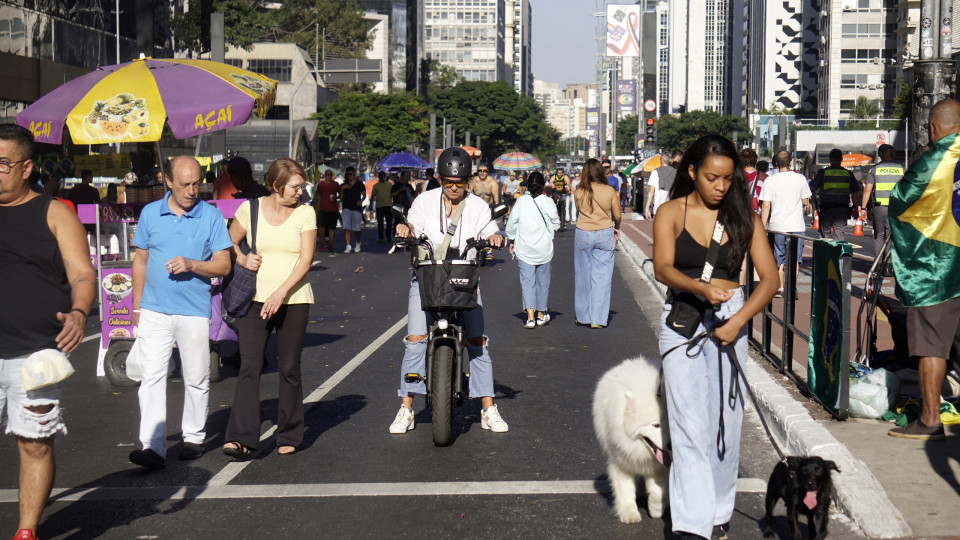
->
[[929, 98, 960, 142], [170, 155, 201, 180]]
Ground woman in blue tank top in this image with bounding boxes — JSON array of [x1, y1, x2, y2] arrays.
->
[[651, 135, 779, 539]]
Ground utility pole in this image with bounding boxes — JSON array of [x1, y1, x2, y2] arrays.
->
[[912, 0, 957, 152]]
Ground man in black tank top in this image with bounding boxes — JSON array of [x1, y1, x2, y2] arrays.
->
[[0, 125, 96, 540]]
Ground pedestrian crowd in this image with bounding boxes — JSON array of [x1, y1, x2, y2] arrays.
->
[[3, 94, 958, 540]]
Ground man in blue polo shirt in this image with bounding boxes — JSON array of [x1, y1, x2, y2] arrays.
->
[[128, 156, 233, 469]]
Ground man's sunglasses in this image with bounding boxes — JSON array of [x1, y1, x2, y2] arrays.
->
[[441, 179, 467, 187]]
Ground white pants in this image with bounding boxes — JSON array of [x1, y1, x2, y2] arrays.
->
[[136, 309, 210, 456]]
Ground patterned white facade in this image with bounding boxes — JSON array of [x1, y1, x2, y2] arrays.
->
[[745, 0, 819, 114]]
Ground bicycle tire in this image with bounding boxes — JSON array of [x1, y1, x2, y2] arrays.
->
[[557, 197, 566, 232], [430, 344, 455, 446]]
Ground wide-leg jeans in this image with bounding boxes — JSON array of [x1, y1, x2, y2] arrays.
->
[[517, 259, 551, 312], [659, 289, 747, 538], [574, 227, 615, 326]]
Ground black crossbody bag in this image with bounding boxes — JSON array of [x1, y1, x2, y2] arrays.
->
[[665, 219, 725, 338]]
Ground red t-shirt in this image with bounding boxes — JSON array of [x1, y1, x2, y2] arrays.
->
[[315, 180, 340, 212], [213, 172, 238, 200], [746, 170, 766, 215]]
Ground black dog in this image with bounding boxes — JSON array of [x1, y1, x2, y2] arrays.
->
[[762, 456, 840, 540]]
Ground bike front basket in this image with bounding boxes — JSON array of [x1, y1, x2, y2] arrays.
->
[[414, 259, 480, 311]]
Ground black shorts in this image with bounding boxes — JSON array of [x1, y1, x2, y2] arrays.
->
[[907, 296, 960, 359], [317, 210, 339, 230]]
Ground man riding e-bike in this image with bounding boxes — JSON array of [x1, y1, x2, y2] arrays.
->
[[549, 167, 570, 230], [388, 147, 509, 435]]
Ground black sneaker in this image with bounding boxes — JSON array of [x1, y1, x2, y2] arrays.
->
[[129, 448, 165, 469], [178, 442, 203, 460]]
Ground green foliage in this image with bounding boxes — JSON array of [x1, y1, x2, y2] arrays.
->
[[656, 110, 753, 153], [615, 115, 639, 155], [894, 85, 913, 121], [312, 92, 428, 169], [424, 60, 462, 104], [431, 81, 561, 164], [850, 96, 882, 119], [167, 0, 371, 57]]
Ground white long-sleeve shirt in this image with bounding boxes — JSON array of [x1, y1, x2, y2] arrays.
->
[[505, 194, 560, 265], [406, 190, 500, 260]]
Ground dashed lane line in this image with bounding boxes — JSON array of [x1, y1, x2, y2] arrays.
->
[[0, 479, 766, 503], [207, 315, 408, 487]]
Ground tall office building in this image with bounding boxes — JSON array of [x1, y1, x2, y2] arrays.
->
[[505, 0, 532, 95], [744, 0, 820, 116], [817, 0, 898, 126], [357, 0, 414, 93], [422, 0, 509, 84]]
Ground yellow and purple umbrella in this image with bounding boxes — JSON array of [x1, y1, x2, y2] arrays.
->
[[16, 57, 276, 145], [493, 151, 542, 171]]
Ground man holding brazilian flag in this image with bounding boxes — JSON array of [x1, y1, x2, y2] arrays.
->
[[888, 98, 960, 442]]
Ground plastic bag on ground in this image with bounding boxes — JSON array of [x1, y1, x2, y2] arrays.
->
[[848, 366, 899, 419]]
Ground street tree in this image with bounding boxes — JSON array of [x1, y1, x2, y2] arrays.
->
[[656, 110, 753, 153], [312, 92, 428, 170], [167, 0, 371, 57], [615, 114, 639, 155], [431, 81, 560, 164]]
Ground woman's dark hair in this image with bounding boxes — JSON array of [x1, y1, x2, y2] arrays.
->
[[670, 135, 753, 271], [105, 183, 118, 203], [526, 171, 545, 196], [574, 158, 606, 213]]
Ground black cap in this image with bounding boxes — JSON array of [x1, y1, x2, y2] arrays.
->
[[829, 149, 843, 160], [877, 144, 894, 156]]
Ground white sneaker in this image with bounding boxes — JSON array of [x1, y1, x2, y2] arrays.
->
[[524, 319, 536, 329], [481, 404, 509, 432], [344, 244, 353, 253], [354, 242, 361, 253], [536, 313, 551, 326], [389, 406, 415, 434]]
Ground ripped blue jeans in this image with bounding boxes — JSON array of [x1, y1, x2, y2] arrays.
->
[[398, 277, 494, 399], [1, 353, 66, 439]]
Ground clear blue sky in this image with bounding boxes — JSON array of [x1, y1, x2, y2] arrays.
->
[[531, 0, 600, 87]]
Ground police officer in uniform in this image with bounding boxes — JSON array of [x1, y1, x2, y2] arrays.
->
[[810, 148, 860, 241], [861, 144, 903, 257]]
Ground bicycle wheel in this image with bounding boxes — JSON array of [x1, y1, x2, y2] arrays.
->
[[430, 344, 455, 446], [557, 198, 566, 231]]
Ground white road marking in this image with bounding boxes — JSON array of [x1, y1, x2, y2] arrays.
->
[[626, 222, 653, 244], [0, 478, 766, 503], [207, 316, 409, 487]]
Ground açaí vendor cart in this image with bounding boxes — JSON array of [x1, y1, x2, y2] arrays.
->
[[78, 195, 245, 387]]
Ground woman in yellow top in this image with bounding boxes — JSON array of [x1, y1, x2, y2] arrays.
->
[[573, 158, 621, 328], [223, 158, 317, 459]]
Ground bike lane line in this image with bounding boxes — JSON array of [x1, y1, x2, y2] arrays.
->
[[207, 315, 408, 487]]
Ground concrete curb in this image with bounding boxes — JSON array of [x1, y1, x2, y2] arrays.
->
[[617, 226, 913, 539]]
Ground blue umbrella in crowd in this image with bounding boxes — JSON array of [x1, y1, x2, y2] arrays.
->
[[375, 152, 429, 171]]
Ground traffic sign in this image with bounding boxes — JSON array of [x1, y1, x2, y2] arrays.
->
[[643, 99, 656, 113]]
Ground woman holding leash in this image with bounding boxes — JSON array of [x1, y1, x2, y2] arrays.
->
[[652, 135, 778, 539], [223, 158, 318, 459], [505, 171, 560, 328]]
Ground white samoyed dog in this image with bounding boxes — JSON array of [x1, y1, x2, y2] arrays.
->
[[592, 357, 671, 523]]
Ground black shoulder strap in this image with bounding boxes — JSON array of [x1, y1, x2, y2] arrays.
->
[[699, 218, 725, 283], [250, 198, 259, 253]]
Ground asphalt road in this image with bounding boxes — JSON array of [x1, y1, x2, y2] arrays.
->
[[0, 223, 866, 539]]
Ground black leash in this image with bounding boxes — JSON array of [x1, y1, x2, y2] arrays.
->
[[662, 324, 788, 463]]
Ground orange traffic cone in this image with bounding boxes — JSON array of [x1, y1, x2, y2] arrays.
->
[[852, 208, 864, 236], [812, 210, 819, 230]]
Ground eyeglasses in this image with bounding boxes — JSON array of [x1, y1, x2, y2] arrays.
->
[[288, 183, 305, 192], [477, 169, 488, 173], [441, 180, 467, 188], [0, 159, 29, 174]]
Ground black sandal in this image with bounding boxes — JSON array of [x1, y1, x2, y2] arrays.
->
[[222, 441, 252, 460]]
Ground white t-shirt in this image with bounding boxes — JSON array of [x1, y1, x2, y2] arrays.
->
[[406, 189, 500, 259], [758, 170, 811, 233]]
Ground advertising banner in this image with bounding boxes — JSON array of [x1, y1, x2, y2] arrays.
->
[[616, 80, 636, 115], [606, 4, 641, 57], [808, 240, 852, 417], [586, 107, 599, 130]]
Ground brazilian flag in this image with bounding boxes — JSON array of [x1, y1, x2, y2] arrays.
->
[[889, 132, 960, 307]]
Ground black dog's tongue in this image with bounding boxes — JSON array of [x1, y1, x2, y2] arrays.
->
[[803, 490, 818, 510]]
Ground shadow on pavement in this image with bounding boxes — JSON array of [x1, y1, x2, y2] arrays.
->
[[40, 467, 213, 540], [300, 393, 367, 452]]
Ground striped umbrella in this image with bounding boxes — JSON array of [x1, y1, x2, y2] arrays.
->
[[493, 151, 542, 171], [16, 56, 276, 145]]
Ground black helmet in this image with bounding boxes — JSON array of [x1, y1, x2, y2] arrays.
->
[[437, 147, 472, 179]]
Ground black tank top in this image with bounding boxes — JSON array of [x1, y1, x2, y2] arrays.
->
[[673, 199, 741, 282], [0, 196, 72, 357]]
